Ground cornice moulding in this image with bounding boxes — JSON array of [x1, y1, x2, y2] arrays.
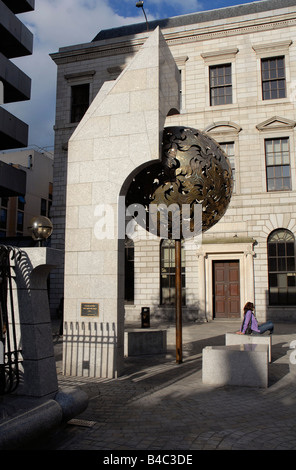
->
[[252, 40, 293, 55], [50, 11, 296, 65], [201, 48, 239, 61]]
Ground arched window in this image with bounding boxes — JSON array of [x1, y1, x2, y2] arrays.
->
[[268, 229, 296, 305], [160, 239, 185, 305]]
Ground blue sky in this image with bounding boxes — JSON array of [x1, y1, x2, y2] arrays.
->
[[112, 0, 257, 20], [2, 0, 261, 152]]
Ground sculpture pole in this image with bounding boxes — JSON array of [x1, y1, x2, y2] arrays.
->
[[175, 238, 182, 364]]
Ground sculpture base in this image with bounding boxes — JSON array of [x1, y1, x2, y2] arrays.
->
[[124, 329, 167, 356]]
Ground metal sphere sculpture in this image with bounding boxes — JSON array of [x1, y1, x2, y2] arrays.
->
[[126, 126, 233, 365], [126, 126, 233, 238]]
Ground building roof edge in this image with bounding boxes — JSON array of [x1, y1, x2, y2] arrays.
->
[[92, 0, 296, 42]]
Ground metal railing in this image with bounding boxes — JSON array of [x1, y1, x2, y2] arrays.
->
[[0, 246, 22, 394]]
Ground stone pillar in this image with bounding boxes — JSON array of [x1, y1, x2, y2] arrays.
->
[[63, 28, 180, 378], [11, 248, 62, 397]]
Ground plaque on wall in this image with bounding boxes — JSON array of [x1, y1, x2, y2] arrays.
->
[[81, 303, 99, 317]]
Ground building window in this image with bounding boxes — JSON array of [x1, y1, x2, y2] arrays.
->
[[160, 239, 185, 305], [219, 142, 236, 192], [16, 196, 25, 234], [48, 183, 53, 218], [41, 198, 47, 216], [0, 197, 8, 235], [16, 212, 24, 235], [125, 237, 134, 304], [265, 138, 291, 191], [71, 83, 90, 123], [268, 229, 296, 305], [209, 64, 232, 106], [261, 56, 286, 100]]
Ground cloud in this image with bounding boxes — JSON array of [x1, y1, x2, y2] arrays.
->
[[4, 0, 144, 149], [27, 0, 141, 51], [3, 0, 204, 150]]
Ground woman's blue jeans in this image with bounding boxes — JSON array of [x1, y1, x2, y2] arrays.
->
[[258, 321, 274, 335]]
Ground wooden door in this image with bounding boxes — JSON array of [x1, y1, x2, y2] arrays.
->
[[213, 261, 240, 318]]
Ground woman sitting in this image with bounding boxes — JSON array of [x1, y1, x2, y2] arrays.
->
[[236, 302, 274, 335]]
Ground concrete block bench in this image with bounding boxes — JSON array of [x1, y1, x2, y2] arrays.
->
[[124, 329, 167, 356], [225, 332, 272, 362], [202, 344, 269, 388]]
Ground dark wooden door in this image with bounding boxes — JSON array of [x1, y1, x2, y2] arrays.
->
[[213, 261, 240, 318]]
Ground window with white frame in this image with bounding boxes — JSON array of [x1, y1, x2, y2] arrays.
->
[[268, 229, 296, 305], [219, 142, 236, 192], [265, 137, 291, 191], [160, 239, 185, 305], [261, 56, 286, 100], [209, 64, 232, 106]]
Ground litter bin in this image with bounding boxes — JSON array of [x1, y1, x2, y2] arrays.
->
[[141, 307, 150, 328]]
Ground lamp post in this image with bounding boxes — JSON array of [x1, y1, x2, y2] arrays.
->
[[136, 1, 149, 32]]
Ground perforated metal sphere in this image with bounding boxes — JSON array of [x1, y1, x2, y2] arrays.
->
[[126, 126, 233, 237]]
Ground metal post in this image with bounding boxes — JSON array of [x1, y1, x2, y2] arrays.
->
[[175, 239, 182, 364]]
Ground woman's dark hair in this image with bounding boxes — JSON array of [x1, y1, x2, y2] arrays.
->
[[243, 302, 254, 314]]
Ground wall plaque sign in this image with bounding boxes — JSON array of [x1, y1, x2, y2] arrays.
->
[[81, 303, 99, 317]]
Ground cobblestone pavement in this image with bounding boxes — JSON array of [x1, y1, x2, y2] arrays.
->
[[25, 320, 296, 452]]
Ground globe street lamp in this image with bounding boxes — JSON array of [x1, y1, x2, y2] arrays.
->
[[28, 216, 53, 247]]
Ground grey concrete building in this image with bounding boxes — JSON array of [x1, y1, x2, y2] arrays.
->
[[0, 0, 34, 150], [50, 0, 296, 324]]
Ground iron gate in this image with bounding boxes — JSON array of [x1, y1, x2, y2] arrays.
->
[[0, 246, 22, 394]]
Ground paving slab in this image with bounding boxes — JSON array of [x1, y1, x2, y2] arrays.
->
[[16, 319, 296, 452]]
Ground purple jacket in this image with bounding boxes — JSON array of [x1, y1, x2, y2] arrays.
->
[[241, 310, 260, 334]]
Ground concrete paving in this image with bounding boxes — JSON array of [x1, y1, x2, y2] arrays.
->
[[19, 319, 296, 451]]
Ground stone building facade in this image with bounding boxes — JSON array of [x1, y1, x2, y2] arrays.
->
[[50, 0, 296, 324]]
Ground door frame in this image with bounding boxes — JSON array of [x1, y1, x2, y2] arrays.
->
[[196, 240, 255, 321]]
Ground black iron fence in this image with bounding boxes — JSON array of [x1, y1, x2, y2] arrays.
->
[[0, 246, 22, 394]]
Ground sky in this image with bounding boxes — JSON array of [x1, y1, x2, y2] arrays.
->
[[3, 0, 261, 152]]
